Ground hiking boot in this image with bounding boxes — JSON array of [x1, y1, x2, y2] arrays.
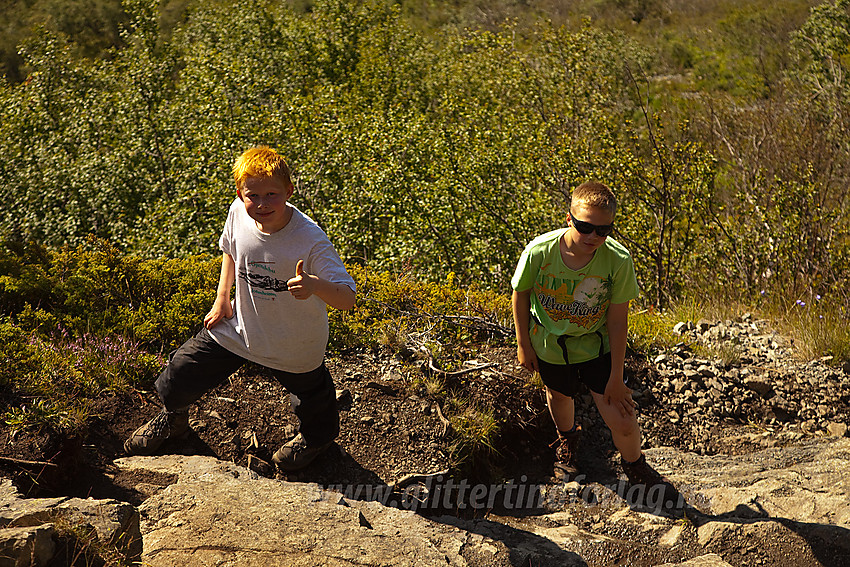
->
[[124, 409, 189, 456], [621, 453, 682, 511], [551, 425, 581, 481], [272, 433, 332, 472]]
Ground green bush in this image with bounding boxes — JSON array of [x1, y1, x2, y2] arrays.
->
[[0, 238, 219, 352], [329, 264, 512, 357]]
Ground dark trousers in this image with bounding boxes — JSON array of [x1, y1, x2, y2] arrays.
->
[[154, 328, 339, 446]]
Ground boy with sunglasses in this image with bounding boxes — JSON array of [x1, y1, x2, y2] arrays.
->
[[512, 181, 679, 506]]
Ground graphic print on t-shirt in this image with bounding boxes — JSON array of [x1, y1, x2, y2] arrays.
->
[[239, 261, 287, 300], [536, 265, 613, 329]]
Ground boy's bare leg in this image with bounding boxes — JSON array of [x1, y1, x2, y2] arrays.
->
[[590, 391, 642, 462], [593, 391, 681, 507], [546, 387, 576, 431]]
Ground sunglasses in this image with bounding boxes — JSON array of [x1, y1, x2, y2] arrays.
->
[[570, 213, 614, 237]]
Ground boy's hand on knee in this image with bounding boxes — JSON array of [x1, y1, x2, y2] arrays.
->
[[604, 378, 636, 418]]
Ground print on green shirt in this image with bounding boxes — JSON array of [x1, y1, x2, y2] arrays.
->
[[536, 267, 613, 329]]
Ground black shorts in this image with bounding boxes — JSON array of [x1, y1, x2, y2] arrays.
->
[[538, 352, 612, 397]]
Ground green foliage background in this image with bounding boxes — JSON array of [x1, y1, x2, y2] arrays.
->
[[0, 0, 848, 309], [2, 0, 848, 459]]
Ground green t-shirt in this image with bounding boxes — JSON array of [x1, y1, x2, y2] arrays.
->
[[511, 229, 640, 365]]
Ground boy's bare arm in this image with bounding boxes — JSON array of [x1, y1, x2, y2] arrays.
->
[[287, 259, 356, 310], [204, 253, 236, 329], [603, 301, 635, 417], [512, 289, 539, 372]]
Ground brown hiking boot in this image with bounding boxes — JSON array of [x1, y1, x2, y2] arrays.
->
[[621, 453, 682, 511], [124, 409, 189, 456], [551, 425, 581, 481], [272, 433, 333, 472]]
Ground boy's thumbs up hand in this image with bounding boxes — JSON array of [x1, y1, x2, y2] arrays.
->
[[287, 259, 315, 300]]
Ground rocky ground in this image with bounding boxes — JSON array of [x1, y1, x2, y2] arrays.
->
[[2, 314, 849, 566]]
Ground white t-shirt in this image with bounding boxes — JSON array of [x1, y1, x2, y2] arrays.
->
[[208, 199, 356, 373]]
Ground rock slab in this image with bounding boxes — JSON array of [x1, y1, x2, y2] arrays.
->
[[113, 435, 850, 567], [116, 455, 582, 567]]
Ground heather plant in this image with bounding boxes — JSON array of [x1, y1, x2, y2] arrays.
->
[[30, 330, 163, 395], [2, 324, 162, 433]]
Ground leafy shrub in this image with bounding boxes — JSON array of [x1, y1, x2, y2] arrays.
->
[[0, 318, 38, 391], [0, 238, 219, 352], [1, 0, 849, 312], [329, 264, 512, 357]]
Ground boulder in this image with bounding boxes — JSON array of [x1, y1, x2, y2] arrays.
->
[[646, 438, 850, 525], [0, 524, 55, 566], [0, 477, 141, 566]]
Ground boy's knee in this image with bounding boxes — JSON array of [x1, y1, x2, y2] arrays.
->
[[608, 417, 639, 439]]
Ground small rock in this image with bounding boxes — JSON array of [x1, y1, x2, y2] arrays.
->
[[673, 322, 690, 335], [336, 388, 352, 404], [683, 369, 701, 382], [743, 378, 772, 397], [366, 381, 396, 395], [361, 416, 376, 426], [827, 422, 848, 437], [659, 524, 685, 547], [698, 365, 716, 378], [247, 455, 272, 477]]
